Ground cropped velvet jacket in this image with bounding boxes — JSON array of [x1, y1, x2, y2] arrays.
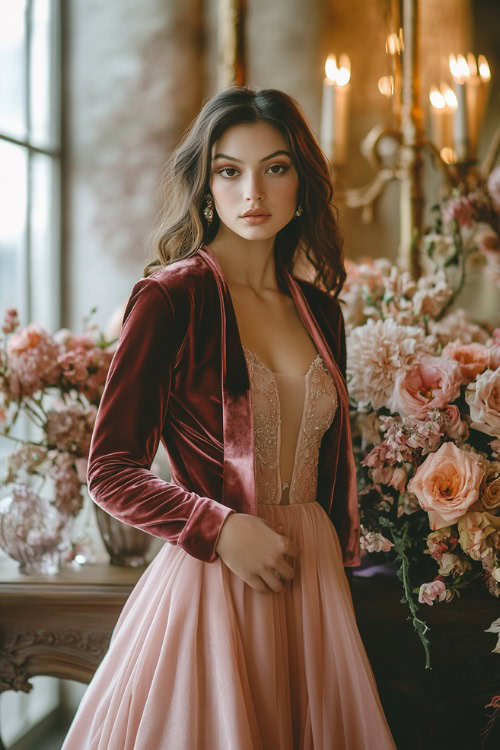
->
[[87, 244, 361, 567]]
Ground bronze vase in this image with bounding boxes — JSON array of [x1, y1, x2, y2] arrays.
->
[[94, 504, 152, 567]]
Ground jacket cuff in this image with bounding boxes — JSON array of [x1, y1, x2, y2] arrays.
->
[[177, 499, 237, 563]]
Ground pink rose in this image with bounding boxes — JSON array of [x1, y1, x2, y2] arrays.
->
[[408, 442, 486, 530], [465, 369, 500, 438], [441, 405, 469, 442], [442, 342, 491, 383], [390, 355, 463, 418]]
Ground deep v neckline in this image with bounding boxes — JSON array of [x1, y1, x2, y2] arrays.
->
[[242, 345, 322, 379]]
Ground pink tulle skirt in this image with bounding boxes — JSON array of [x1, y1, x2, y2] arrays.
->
[[61, 501, 397, 749]]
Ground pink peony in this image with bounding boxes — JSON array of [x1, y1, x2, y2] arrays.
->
[[408, 442, 486, 530], [390, 355, 463, 418], [442, 342, 491, 384]]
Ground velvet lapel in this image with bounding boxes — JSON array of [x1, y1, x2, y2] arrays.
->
[[198, 245, 347, 519], [198, 246, 257, 514]]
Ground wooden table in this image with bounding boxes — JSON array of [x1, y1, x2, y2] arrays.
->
[[0, 559, 499, 750], [0, 558, 145, 750]]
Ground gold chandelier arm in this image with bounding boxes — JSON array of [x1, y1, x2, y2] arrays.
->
[[339, 168, 398, 223], [480, 125, 500, 178]]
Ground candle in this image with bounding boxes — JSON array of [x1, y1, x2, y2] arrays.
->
[[429, 84, 455, 157], [320, 54, 351, 165], [449, 53, 470, 162]]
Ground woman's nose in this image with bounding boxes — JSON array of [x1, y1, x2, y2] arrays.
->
[[243, 173, 265, 202]]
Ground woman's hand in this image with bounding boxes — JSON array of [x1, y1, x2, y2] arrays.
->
[[215, 513, 302, 593]]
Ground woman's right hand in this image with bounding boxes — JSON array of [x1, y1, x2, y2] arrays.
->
[[215, 512, 302, 593]]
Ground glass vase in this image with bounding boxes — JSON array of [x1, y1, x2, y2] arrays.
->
[[0, 485, 71, 575]]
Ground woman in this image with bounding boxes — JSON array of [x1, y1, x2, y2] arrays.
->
[[62, 87, 397, 749]]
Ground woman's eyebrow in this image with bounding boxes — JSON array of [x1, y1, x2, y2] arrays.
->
[[212, 149, 291, 163]]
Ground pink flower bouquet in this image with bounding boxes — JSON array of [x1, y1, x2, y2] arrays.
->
[[344, 169, 500, 668], [0, 308, 117, 564]]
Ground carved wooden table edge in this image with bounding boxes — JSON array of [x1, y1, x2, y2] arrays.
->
[[0, 559, 147, 695]]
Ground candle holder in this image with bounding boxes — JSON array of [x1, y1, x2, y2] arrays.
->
[[321, 0, 498, 279]]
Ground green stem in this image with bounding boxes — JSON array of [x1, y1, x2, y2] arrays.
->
[[379, 517, 432, 669]]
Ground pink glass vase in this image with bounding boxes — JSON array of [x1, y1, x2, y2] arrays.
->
[[0, 485, 72, 575]]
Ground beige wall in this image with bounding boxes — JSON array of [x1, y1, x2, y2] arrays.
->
[[64, 0, 498, 330]]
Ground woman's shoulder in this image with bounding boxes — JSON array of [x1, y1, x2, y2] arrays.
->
[[134, 252, 216, 310]]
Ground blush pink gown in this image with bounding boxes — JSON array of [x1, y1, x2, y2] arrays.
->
[[61, 347, 397, 750]]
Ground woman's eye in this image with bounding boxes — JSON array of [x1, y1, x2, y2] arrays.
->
[[216, 164, 290, 178], [217, 167, 239, 177], [267, 164, 289, 174]]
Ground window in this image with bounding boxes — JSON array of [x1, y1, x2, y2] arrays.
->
[[0, 2, 62, 741], [0, 0, 61, 331]]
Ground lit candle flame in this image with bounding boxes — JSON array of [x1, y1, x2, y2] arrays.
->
[[324, 53, 350, 86], [449, 54, 471, 83], [379, 76, 394, 97], [385, 32, 402, 55], [429, 86, 445, 109], [478, 55, 491, 81], [442, 84, 457, 109]]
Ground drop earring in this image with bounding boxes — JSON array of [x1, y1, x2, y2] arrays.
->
[[203, 193, 214, 225], [294, 204, 303, 218]]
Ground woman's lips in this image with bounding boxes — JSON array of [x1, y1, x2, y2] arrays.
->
[[241, 214, 271, 224]]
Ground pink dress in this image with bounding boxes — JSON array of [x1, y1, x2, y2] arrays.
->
[[62, 347, 397, 750]]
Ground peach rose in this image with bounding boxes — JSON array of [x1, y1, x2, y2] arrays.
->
[[465, 368, 500, 438], [481, 462, 500, 511], [390, 355, 462, 418], [442, 342, 491, 383], [408, 442, 485, 530]]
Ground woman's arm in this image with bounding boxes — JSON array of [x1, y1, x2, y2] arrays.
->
[[87, 277, 235, 563]]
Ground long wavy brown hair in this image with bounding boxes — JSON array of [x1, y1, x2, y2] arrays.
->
[[144, 86, 346, 298]]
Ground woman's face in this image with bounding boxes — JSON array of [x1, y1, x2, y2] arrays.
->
[[209, 121, 299, 242]]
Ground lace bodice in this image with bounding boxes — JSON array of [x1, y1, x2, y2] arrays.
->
[[243, 346, 338, 505]]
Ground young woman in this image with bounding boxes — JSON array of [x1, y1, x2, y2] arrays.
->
[[62, 86, 397, 749]]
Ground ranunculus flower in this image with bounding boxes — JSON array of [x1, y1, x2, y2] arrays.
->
[[390, 355, 463, 418], [408, 442, 486, 530], [442, 342, 491, 383], [465, 368, 500, 438]]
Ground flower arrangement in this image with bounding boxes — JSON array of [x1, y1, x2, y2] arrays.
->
[[0, 308, 116, 566], [344, 166, 500, 669]]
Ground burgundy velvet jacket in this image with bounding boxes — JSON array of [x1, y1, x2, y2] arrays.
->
[[87, 244, 361, 567]]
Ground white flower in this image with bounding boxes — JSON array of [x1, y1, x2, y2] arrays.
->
[[346, 318, 434, 410]]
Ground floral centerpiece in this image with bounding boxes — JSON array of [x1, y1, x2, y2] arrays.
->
[[343, 166, 500, 671], [0, 308, 116, 571]]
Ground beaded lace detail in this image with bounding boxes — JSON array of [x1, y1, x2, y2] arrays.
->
[[243, 346, 338, 505]]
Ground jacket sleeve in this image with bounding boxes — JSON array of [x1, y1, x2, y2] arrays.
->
[[87, 276, 236, 563]]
